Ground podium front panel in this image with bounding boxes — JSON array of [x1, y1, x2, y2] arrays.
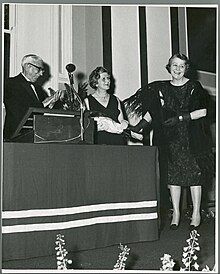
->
[[34, 114, 94, 144]]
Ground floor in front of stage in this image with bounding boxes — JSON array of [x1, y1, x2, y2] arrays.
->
[[2, 213, 216, 271]]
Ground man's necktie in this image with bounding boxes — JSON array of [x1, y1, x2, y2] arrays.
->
[[28, 81, 39, 100]]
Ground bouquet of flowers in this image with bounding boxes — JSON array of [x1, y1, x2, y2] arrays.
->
[[55, 234, 72, 270], [113, 243, 130, 270], [160, 230, 215, 272]]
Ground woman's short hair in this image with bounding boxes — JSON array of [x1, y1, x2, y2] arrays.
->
[[89, 66, 109, 89], [165, 53, 190, 74]]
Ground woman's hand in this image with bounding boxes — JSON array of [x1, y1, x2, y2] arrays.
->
[[95, 117, 110, 131], [164, 112, 193, 126], [163, 116, 179, 127], [94, 117, 128, 134]]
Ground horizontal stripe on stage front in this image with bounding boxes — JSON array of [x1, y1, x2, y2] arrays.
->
[[3, 208, 157, 227], [2, 212, 158, 234], [2, 200, 157, 219]]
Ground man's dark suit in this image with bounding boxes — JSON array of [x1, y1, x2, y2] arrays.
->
[[3, 73, 47, 140]]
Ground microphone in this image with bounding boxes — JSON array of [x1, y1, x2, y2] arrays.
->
[[65, 63, 84, 142], [66, 63, 76, 85], [66, 63, 76, 73]]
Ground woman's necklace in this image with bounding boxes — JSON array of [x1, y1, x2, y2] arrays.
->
[[93, 92, 109, 100]]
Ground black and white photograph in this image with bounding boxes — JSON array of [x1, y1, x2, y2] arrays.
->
[[1, 1, 218, 272]]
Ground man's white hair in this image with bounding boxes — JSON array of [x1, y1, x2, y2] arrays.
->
[[21, 54, 43, 67]]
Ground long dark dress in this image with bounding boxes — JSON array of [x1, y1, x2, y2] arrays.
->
[[144, 80, 214, 187], [87, 94, 126, 145]]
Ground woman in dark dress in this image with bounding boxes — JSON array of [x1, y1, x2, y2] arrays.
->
[[85, 66, 128, 145], [126, 53, 214, 229]]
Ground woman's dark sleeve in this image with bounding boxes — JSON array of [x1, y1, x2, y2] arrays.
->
[[189, 81, 213, 154], [142, 82, 163, 123], [189, 81, 209, 111]]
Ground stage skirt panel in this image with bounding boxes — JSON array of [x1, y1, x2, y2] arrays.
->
[[2, 143, 159, 260]]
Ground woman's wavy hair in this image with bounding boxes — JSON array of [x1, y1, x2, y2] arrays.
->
[[165, 53, 190, 75], [89, 66, 109, 90]]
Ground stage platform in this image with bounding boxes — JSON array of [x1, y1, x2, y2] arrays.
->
[[2, 142, 160, 260]]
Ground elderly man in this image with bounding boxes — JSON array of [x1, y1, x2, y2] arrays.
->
[[4, 54, 63, 140]]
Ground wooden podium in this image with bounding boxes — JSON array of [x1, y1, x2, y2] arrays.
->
[[10, 107, 95, 144]]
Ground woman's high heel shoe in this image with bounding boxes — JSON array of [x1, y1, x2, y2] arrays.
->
[[189, 216, 202, 230], [189, 220, 202, 230], [170, 212, 180, 230]]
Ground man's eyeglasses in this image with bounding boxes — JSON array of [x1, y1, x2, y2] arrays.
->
[[28, 63, 45, 73]]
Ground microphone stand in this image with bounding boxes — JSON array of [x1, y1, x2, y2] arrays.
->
[[68, 73, 84, 142]]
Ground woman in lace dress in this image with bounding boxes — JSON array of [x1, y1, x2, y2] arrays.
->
[[127, 53, 214, 229]]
